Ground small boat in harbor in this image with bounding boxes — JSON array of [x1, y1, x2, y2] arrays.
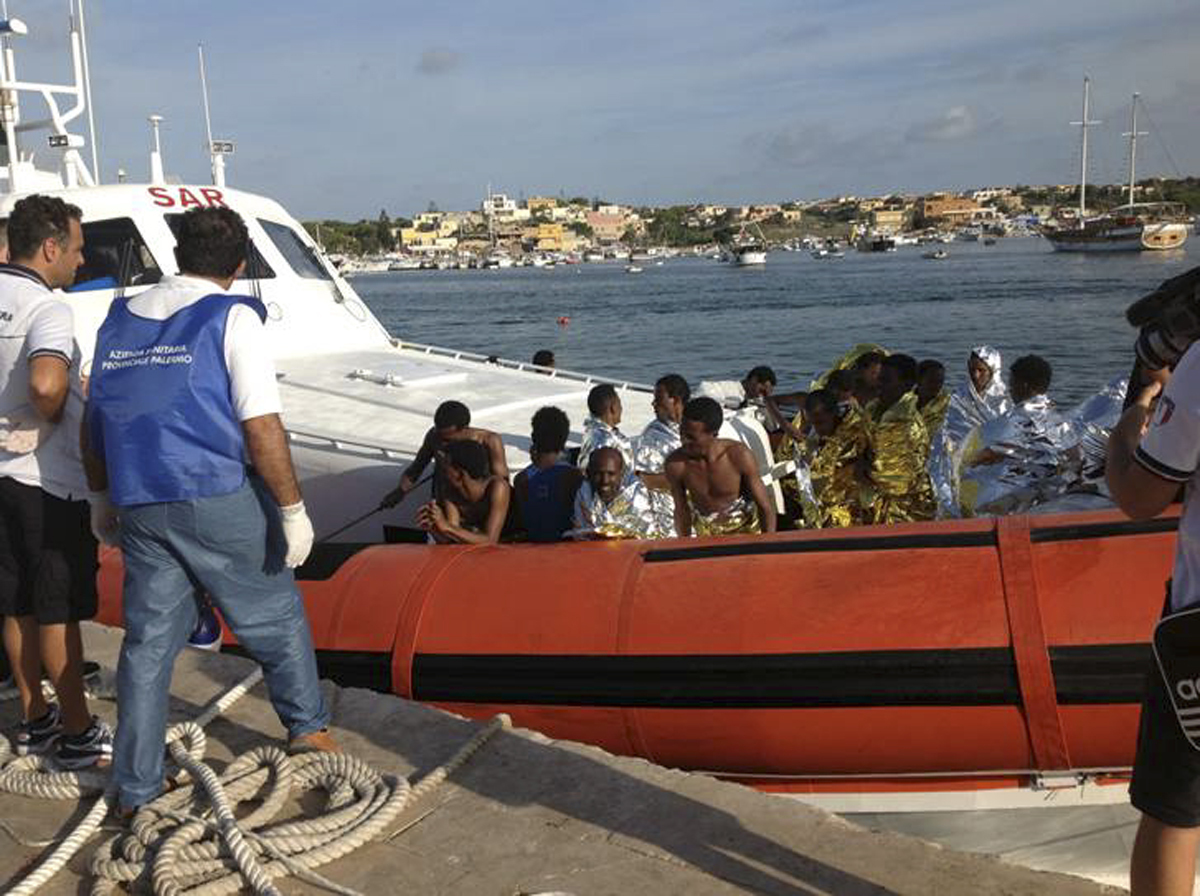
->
[[625, 264, 644, 274], [922, 249, 949, 260], [722, 223, 768, 265]]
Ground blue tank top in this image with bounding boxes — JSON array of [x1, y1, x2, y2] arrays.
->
[[520, 462, 575, 543], [88, 293, 267, 507]]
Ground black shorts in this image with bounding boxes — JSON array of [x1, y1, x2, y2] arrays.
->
[[1131, 639, 1200, 827], [0, 476, 97, 624]]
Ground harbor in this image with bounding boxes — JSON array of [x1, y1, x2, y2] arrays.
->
[[0, 624, 1121, 894], [0, 2, 1197, 893]]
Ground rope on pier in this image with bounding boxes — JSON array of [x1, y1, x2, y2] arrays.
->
[[1, 666, 511, 895]]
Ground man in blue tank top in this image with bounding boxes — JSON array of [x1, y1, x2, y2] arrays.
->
[[514, 406, 582, 542], [83, 207, 335, 815]]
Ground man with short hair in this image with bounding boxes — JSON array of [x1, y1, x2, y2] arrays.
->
[[513, 406, 581, 542], [419, 439, 511, 544], [577, 382, 632, 470], [853, 352, 886, 406], [84, 206, 334, 815], [568, 446, 660, 540], [0, 194, 112, 768], [665, 397, 776, 537], [382, 399, 508, 506], [959, 353, 1072, 516], [865, 354, 935, 523], [916, 359, 949, 439], [531, 349, 555, 370], [634, 373, 689, 534]]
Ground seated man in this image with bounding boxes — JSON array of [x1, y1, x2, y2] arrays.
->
[[577, 383, 633, 470], [865, 354, 935, 524], [916, 359, 949, 440], [826, 369, 858, 413], [634, 373, 689, 535], [960, 354, 1074, 516], [852, 352, 886, 407], [805, 389, 870, 528], [383, 400, 508, 507], [665, 397, 777, 537], [513, 406, 583, 542], [531, 348, 555, 370], [928, 345, 1012, 518], [568, 447, 661, 540], [418, 440, 511, 544], [697, 365, 777, 412]]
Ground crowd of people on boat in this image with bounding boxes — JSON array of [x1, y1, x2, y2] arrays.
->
[[386, 341, 1123, 545]]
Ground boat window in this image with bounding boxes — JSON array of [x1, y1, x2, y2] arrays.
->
[[163, 213, 275, 279], [258, 219, 332, 281], [68, 217, 162, 292]]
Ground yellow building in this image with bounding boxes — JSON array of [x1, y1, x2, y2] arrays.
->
[[535, 222, 566, 251], [527, 196, 558, 215]]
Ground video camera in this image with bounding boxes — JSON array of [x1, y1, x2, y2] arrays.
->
[[1127, 265, 1200, 371]]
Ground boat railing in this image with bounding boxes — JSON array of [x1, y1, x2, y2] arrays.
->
[[390, 338, 654, 393], [286, 427, 410, 460]]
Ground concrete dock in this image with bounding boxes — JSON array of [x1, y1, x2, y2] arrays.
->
[[1, 624, 1121, 895]]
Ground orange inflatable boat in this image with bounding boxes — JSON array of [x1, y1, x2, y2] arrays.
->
[[96, 507, 1177, 799]]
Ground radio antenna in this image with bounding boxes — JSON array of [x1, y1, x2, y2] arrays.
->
[[197, 44, 230, 187]]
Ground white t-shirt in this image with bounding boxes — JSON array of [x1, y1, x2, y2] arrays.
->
[[1137, 342, 1200, 612], [0, 265, 88, 500], [124, 274, 281, 421]]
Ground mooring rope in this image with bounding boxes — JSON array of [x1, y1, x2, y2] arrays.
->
[[0, 666, 510, 895]]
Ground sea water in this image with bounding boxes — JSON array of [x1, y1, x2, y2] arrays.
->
[[354, 238, 1194, 405]]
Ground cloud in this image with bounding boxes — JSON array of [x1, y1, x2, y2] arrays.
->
[[758, 122, 898, 170], [906, 106, 977, 143], [416, 48, 461, 76]]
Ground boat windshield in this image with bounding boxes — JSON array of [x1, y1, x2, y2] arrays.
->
[[258, 219, 332, 281], [68, 217, 162, 292]]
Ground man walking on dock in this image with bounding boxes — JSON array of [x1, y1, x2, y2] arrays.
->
[[84, 206, 336, 815]]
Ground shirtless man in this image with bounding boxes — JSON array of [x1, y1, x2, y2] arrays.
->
[[418, 440, 511, 544], [382, 399, 508, 507], [665, 397, 776, 537]]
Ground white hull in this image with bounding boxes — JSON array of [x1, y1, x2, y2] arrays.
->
[[789, 781, 1160, 889], [1047, 221, 1188, 252], [733, 250, 766, 265]]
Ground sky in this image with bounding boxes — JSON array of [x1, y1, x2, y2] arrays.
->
[[8, 1, 1200, 219]]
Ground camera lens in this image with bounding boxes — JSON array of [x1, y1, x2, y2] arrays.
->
[[1136, 327, 1187, 371]]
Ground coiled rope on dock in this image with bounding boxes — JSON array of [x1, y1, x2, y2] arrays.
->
[[1, 666, 511, 895]]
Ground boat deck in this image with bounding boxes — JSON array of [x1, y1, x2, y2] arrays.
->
[[0, 624, 1116, 895]]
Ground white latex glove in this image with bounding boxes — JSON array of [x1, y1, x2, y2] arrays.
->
[[279, 501, 314, 568], [88, 490, 121, 547], [0, 413, 51, 454]]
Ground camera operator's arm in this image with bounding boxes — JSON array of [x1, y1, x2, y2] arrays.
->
[[1107, 369, 1186, 520]]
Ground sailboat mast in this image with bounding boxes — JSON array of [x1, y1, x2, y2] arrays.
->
[[1077, 77, 1092, 219], [1123, 93, 1146, 206]]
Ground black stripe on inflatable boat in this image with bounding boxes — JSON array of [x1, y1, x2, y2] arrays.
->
[[1029, 516, 1179, 543], [644, 530, 996, 562], [643, 516, 1178, 563], [406, 643, 1151, 708]]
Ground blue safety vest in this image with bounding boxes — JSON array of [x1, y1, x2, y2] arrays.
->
[[87, 293, 267, 507]]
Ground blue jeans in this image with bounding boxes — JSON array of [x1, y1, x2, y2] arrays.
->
[[113, 477, 328, 810]]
